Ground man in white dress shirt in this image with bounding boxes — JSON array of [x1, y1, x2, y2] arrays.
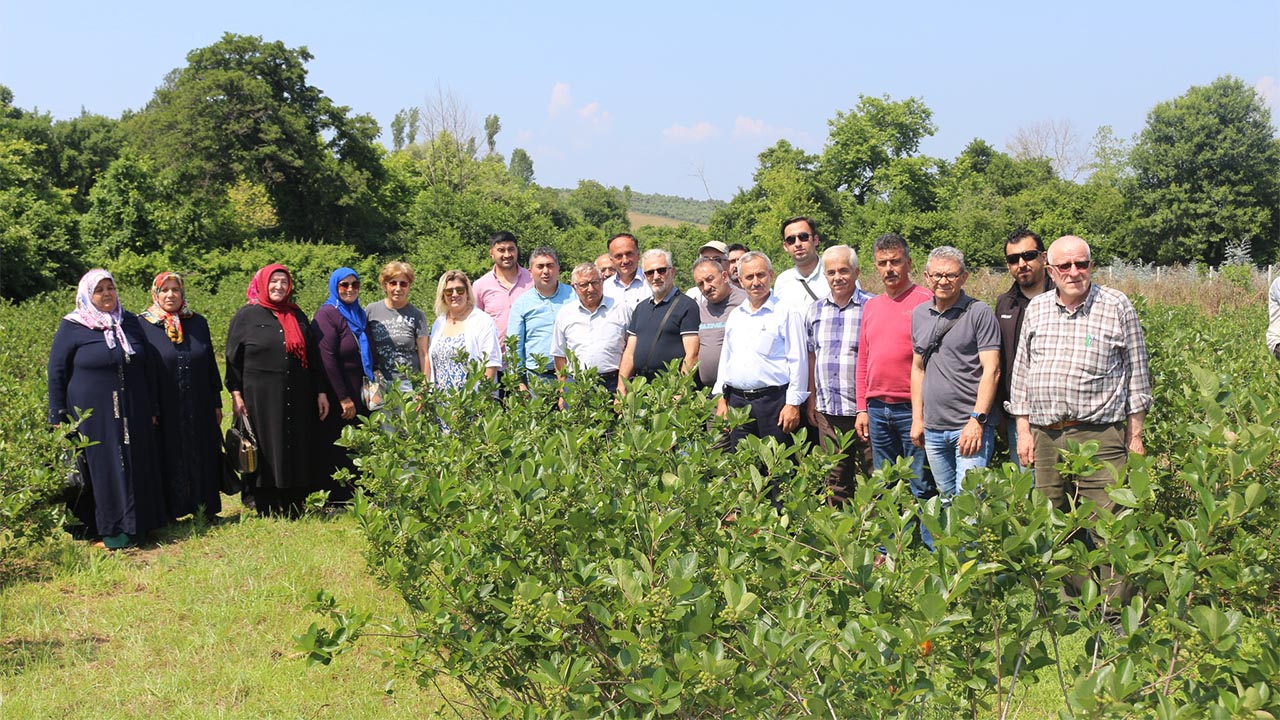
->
[[602, 233, 650, 309], [714, 252, 810, 450], [551, 263, 633, 394], [773, 216, 829, 314]]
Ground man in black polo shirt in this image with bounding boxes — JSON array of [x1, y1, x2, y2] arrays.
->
[[994, 229, 1052, 467], [619, 249, 700, 389]]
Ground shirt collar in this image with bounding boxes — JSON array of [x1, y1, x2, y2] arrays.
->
[[822, 287, 872, 310], [739, 293, 778, 316]]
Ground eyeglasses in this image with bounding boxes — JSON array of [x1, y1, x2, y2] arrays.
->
[[443, 287, 468, 297], [1006, 250, 1041, 265], [783, 232, 812, 246], [1051, 260, 1091, 272], [385, 280, 410, 288], [927, 272, 963, 283], [573, 280, 602, 289], [643, 266, 670, 277], [338, 280, 361, 289]]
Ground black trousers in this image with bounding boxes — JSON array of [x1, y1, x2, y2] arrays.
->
[[725, 385, 790, 451]]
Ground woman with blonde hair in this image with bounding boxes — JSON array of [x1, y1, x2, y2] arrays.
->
[[428, 270, 502, 390], [366, 260, 430, 384]]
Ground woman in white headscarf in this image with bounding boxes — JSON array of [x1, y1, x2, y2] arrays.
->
[[47, 269, 166, 549]]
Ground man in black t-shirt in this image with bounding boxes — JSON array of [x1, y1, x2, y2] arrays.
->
[[619, 248, 700, 388]]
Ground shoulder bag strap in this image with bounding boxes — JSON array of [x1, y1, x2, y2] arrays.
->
[[920, 300, 971, 369], [639, 295, 682, 373]]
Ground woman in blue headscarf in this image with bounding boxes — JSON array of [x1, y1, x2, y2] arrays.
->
[[314, 267, 378, 503]]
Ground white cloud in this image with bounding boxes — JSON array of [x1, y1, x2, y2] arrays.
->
[[578, 101, 611, 126], [663, 121, 720, 143], [731, 116, 768, 140], [1255, 76, 1280, 115], [548, 82, 572, 117]]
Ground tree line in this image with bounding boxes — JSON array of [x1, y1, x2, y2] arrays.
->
[[2, 32, 1276, 303]]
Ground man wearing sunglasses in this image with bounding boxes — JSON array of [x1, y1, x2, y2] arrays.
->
[[1009, 235, 1152, 604], [618, 249, 700, 388], [773, 216, 830, 313], [994, 229, 1053, 468]]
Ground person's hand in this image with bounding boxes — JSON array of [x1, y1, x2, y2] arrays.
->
[[1126, 433, 1145, 456], [909, 419, 924, 449], [805, 398, 820, 429], [215, 409, 223, 426], [958, 418, 983, 457], [232, 392, 248, 419], [340, 397, 355, 420], [855, 411, 869, 442], [318, 393, 330, 421], [779, 404, 800, 433], [715, 397, 728, 419], [1017, 432, 1035, 468]]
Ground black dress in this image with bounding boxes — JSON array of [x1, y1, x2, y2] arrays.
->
[[140, 314, 223, 519], [313, 304, 374, 503], [47, 315, 167, 537], [224, 305, 326, 514]]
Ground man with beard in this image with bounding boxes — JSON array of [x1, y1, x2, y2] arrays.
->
[[692, 256, 747, 390], [995, 229, 1052, 467], [619, 249, 700, 386], [473, 231, 532, 337]]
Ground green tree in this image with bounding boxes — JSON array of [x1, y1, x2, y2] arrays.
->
[[821, 94, 936, 206], [1127, 75, 1280, 264], [566, 179, 629, 234], [0, 136, 82, 299], [709, 140, 839, 255], [484, 114, 501, 155], [508, 147, 535, 185]]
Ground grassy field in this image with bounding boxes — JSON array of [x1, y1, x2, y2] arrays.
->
[[628, 211, 705, 229], [0, 502, 451, 719]]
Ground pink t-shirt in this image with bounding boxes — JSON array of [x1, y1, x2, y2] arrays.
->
[[855, 284, 932, 409], [473, 267, 533, 336]]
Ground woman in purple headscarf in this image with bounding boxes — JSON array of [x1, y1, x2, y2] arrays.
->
[[47, 269, 167, 549]]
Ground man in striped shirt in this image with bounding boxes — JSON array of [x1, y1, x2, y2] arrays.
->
[[1009, 235, 1152, 601], [805, 245, 875, 505]]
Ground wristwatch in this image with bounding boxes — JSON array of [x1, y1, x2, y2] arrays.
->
[[970, 412, 988, 424]]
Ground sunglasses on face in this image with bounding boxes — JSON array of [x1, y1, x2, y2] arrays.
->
[[385, 280, 410, 288], [1006, 250, 1041, 265], [338, 280, 360, 289], [643, 266, 670, 277], [783, 232, 812, 246], [443, 287, 468, 296], [1051, 260, 1091, 272]]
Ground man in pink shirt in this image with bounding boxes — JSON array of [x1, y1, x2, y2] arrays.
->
[[855, 233, 934, 497], [472, 231, 533, 336]]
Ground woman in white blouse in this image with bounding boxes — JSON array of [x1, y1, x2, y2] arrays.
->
[[428, 270, 502, 389]]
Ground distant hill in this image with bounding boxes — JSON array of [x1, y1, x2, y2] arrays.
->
[[628, 191, 725, 226]]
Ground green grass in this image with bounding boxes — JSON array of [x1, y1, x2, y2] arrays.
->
[[0, 502, 451, 719]]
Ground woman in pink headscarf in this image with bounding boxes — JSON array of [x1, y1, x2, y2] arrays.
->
[[48, 269, 167, 549], [225, 264, 330, 518]]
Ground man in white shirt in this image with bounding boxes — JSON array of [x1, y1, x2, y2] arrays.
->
[[602, 233, 650, 309], [715, 252, 809, 450], [551, 263, 633, 394], [773, 216, 829, 314]]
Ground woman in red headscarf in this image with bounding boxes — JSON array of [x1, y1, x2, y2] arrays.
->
[[224, 264, 330, 517]]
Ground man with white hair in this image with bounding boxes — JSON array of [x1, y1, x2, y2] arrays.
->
[[551, 263, 632, 393], [714, 251, 809, 450], [619, 248, 700, 386], [1009, 234, 1152, 602], [805, 245, 875, 504]]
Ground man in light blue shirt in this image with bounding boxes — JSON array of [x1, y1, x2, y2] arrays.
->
[[509, 247, 574, 388], [714, 251, 810, 450]]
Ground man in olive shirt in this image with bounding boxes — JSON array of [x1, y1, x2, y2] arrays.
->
[[692, 256, 746, 390]]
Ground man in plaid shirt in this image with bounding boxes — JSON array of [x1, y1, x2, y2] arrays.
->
[[1009, 235, 1152, 601], [805, 245, 875, 505]]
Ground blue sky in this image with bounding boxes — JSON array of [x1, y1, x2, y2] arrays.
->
[[2, 0, 1277, 200]]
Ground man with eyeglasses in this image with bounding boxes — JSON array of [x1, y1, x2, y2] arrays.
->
[[618, 249, 700, 387], [552, 263, 633, 394], [691, 255, 746, 390], [909, 247, 1001, 503], [1009, 235, 1151, 604], [603, 233, 651, 309], [473, 231, 533, 336], [773, 216, 830, 313], [714, 252, 809, 451], [994, 229, 1053, 467], [508, 247, 574, 390]]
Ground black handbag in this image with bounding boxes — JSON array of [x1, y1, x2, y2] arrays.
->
[[224, 413, 259, 476], [60, 446, 89, 504]]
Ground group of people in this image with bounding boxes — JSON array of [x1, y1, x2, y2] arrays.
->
[[59, 216, 1247, 574]]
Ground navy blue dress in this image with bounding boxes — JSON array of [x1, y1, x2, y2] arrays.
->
[[47, 314, 167, 537], [140, 314, 223, 519]]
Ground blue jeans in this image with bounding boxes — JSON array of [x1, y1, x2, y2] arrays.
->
[[924, 424, 996, 498], [1005, 416, 1023, 470], [866, 399, 931, 499]]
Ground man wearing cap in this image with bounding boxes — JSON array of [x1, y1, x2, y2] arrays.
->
[[691, 255, 747, 390], [995, 229, 1053, 467], [686, 240, 731, 298], [552, 263, 632, 394], [773, 216, 829, 314], [619, 249, 700, 387], [1009, 234, 1151, 602]]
